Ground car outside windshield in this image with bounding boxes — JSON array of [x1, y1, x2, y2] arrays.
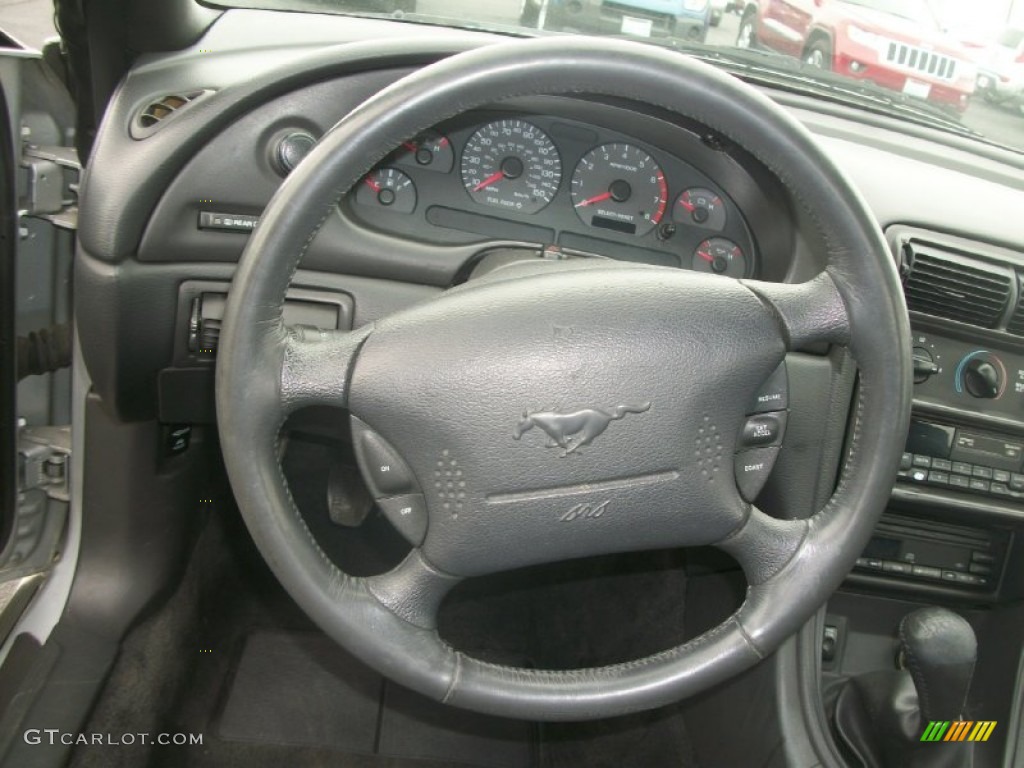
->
[[226, 0, 1024, 152]]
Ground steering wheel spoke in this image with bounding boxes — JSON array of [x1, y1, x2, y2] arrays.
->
[[715, 504, 809, 586], [365, 549, 462, 631], [742, 272, 851, 351], [279, 324, 373, 415]]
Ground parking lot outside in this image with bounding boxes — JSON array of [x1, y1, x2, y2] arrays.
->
[[0, 0, 1021, 147]]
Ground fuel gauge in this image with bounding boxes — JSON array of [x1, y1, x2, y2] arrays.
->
[[395, 131, 454, 173], [355, 168, 417, 214], [693, 238, 747, 278]]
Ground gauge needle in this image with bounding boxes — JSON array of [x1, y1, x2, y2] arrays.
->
[[364, 177, 382, 193], [696, 250, 714, 263], [678, 197, 696, 212], [473, 170, 505, 191], [575, 191, 613, 208]]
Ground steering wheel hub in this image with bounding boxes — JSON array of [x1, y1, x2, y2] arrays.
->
[[351, 264, 785, 576]]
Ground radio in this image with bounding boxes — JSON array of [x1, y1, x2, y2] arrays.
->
[[897, 420, 1024, 503], [853, 513, 1006, 591]]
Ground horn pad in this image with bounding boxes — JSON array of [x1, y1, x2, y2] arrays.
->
[[349, 265, 786, 576]]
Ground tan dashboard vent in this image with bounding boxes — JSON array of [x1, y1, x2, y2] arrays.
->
[[131, 90, 213, 139], [902, 241, 1012, 329]]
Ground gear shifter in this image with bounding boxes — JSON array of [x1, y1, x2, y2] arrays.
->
[[898, 607, 977, 722], [829, 607, 978, 768]]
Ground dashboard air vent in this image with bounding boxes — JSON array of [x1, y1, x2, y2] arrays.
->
[[902, 242, 1012, 329], [131, 90, 212, 139], [1005, 276, 1024, 336]]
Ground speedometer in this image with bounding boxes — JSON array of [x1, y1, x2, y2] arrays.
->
[[460, 119, 561, 214]]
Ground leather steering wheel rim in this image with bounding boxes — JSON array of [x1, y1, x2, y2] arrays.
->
[[215, 36, 912, 721]]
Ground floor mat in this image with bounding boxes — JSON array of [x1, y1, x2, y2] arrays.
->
[[217, 629, 533, 768]]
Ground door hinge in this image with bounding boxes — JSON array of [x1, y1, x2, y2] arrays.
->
[[17, 424, 71, 502], [20, 144, 80, 231]]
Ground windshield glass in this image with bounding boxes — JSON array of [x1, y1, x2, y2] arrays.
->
[[219, 0, 1024, 153]]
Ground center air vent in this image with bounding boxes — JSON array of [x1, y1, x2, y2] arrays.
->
[[131, 90, 212, 139], [902, 241, 1012, 329]]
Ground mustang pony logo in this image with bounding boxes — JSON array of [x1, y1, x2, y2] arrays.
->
[[513, 403, 651, 456]]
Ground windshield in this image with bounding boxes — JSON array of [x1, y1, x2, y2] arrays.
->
[[210, 1, 1024, 152], [839, 0, 937, 25]]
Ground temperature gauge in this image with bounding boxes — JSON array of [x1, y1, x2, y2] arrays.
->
[[355, 168, 417, 214], [674, 187, 726, 230], [693, 238, 747, 277], [395, 131, 455, 173]]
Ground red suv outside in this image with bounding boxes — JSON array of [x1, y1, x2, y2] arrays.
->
[[737, 0, 977, 112]]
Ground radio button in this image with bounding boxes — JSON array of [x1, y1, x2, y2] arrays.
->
[[969, 479, 991, 493], [990, 483, 1012, 497], [972, 552, 995, 564], [883, 561, 912, 575], [927, 471, 949, 485], [912, 565, 942, 580], [900, 452, 913, 470], [952, 462, 973, 476], [972, 466, 994, 480], [931, 458, 952, 472], [912, 455, 932, 468], [969, 562, 994, 576], [993, 469, 1011, 483], [1010, 473, 1024, 491], [909, 468, 929, 483], [949, 474, 970, 489]]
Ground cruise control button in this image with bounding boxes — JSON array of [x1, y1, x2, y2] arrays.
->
[[734, 447, 780, 502], [750, 362, 788, 414], [378, 494, 428, 546], [739, 412, 787, 448], [356, 429, 416, 496]]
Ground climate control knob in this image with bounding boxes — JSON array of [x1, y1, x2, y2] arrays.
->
[[964, 359, 1001, 399]]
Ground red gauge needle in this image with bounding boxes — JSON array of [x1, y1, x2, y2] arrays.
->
[[473, 170, 505, 191], [575, 191, 613, 208], [678, 197, 696, 212], [696, 250, 714, 263], [364, 177, 382, 193]]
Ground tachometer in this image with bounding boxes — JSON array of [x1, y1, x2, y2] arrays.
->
[[571, 143, 667, 237], [460, 119, 561, 214]]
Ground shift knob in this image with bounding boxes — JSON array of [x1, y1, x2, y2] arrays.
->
[[898, 607, 977, 721]]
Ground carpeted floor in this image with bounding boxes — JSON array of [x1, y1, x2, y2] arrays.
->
[[69, 431, 715, 768]]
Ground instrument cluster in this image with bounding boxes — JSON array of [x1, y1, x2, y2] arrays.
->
[[347, 113, 758, 277]]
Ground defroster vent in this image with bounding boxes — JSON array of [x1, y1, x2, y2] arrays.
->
[[902, 241, 1012, 329], [131, 90, 212, 139]]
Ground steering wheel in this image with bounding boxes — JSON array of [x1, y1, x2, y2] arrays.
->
[[216, 37, 911, 721]]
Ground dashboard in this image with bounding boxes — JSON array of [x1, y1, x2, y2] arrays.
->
[[74, 10, 1024, 601]]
